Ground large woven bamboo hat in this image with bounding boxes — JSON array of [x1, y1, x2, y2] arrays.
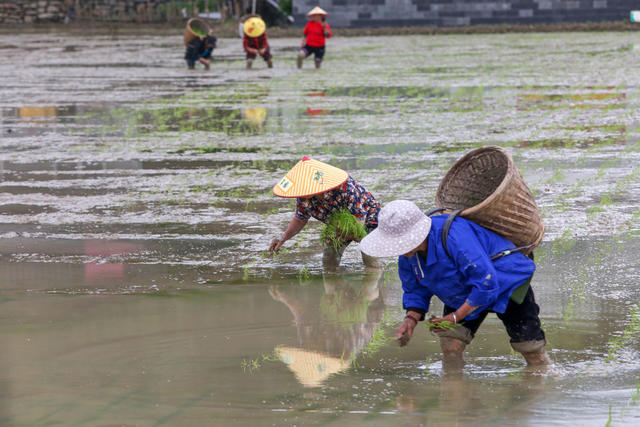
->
[[307, 6, 328, 16], [277, 346, 349, 387], [273, 156, 348, 198], [243, 16, 266, 37]]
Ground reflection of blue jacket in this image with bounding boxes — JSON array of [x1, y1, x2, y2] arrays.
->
[[398, 215, 536, 320]]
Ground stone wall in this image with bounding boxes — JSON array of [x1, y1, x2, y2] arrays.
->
[[294, 0, 637, 27], [0, 0, 194, 23], [0, 0, 66, 23]]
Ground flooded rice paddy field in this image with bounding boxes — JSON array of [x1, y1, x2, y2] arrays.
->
[[1, 29, 640, 425]]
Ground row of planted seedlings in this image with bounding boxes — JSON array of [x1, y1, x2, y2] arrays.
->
[[522, 117, 640, 420]]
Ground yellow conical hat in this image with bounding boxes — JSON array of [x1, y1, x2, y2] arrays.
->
[[307, 6, 328, 16], [273, 156, 348, 198], [243, 107, 267, 126], [243, 16, 266, 37], [277, 346, 350, 388]]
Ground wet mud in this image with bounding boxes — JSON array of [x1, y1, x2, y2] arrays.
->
[[1, 30, 639, 425]]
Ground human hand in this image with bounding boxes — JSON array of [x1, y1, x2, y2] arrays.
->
[[428, 314, 456, 331], [395, 316, 417, 347], [259, 48, 265, 55], [269, 238, 284, 253]]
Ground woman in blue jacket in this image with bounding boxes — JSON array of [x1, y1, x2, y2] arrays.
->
[[359, 200, 550, 369]]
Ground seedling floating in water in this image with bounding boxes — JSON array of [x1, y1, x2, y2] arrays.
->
[[320, 209, 367, 250]]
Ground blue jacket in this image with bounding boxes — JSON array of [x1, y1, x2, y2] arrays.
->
[[399, 215, 536, 320]]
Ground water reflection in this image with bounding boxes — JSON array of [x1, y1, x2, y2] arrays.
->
[[0, 105, 79, 137], [394, 369, 550, 426], [270, 270, 384, 387], [242, 107, 268, 129], [83, 240, 142, 282]]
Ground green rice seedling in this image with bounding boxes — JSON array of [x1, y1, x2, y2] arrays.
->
[[297, 265, 311, 285], [361, 326, 393, 358], [605, 404, 613, 427], [428, 320, 456, 331], [631, 379, 640, 405], [606, 303, 640, 362], [320, 209, 367, 250], [241, 358, 261, 373]]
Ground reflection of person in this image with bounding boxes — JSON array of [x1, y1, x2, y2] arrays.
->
[[269, 156, 381, 270], [242, 16, 273, 69], [360, 200, 550, 370], [270, 270, 384, 386], [185, 34, 217, 70], [297, 7, 332, 70]]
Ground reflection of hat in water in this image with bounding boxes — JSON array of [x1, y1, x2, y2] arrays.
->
[[277, 346, 349, 387], [273, 156, 348, 198], [360, 200, 432, 258], [243, 107, 267, 126], [307, 6, 328, 16], [243, 17, 266, 37]]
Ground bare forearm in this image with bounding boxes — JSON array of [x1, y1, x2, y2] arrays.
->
[[451, 302, 477, 323], [280, 217, 307, 242]]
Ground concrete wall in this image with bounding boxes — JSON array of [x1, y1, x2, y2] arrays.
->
[[293, 0, 636, 27]]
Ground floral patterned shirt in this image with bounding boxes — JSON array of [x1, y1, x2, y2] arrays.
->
[[295, 175, 380, 227]]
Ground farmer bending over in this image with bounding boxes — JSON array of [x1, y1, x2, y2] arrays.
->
[[269, 156, 381, 270], [242, 16, 273, 69], [185, 34, 216, 70], [359, 200, 550, 369]]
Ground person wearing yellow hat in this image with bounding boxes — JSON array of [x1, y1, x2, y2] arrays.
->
[[242, 16, 273, 69], [269, 156, 381, 269], [297, 7, 332, 69]]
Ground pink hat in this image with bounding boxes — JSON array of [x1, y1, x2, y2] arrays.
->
[[359, 200, 431, 258]]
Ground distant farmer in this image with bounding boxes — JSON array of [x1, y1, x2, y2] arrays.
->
[[269, 156, 381, 270], [185, 34, 217, 70], [297, 6, 332, 69], [359, 200, 550, 369], [243, 16, 273, 69]]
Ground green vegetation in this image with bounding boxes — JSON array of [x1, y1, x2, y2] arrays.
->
[[320, 210, 367, 250], [606, 303, 640, 362], [428, 320, 457, 331], [191, 27, 208, 37]]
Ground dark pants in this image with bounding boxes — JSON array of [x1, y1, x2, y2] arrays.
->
[[302, 45, 325, 61], [443, 287, 545, 344]]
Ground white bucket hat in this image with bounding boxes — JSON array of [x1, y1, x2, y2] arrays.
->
[[359, 200, 431, 258]]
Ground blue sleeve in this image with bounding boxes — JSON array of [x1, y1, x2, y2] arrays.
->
[[399, 256, 433, 313], [447, 220, 499, 309]]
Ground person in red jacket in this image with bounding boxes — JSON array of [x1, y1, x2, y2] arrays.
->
[[297, 7, 332, 69], [242, 16, 273, 69]]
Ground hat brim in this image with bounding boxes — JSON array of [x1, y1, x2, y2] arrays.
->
[[359, 217, 430, 258], [306, 7, 328, 16], [273, 157, 348, 198]]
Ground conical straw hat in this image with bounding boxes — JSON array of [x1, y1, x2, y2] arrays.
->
[[273, 156, 348, 198], [243, 16, 266, 37], [277, 346, 350, 387], [307, 6, 328, 16]]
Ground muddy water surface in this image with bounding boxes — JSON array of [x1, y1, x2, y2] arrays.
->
[[1, 30, 640, 425]]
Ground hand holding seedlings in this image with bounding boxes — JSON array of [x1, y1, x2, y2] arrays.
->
[[428, 315, 456, 332], [395, 312, 421, 346]]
